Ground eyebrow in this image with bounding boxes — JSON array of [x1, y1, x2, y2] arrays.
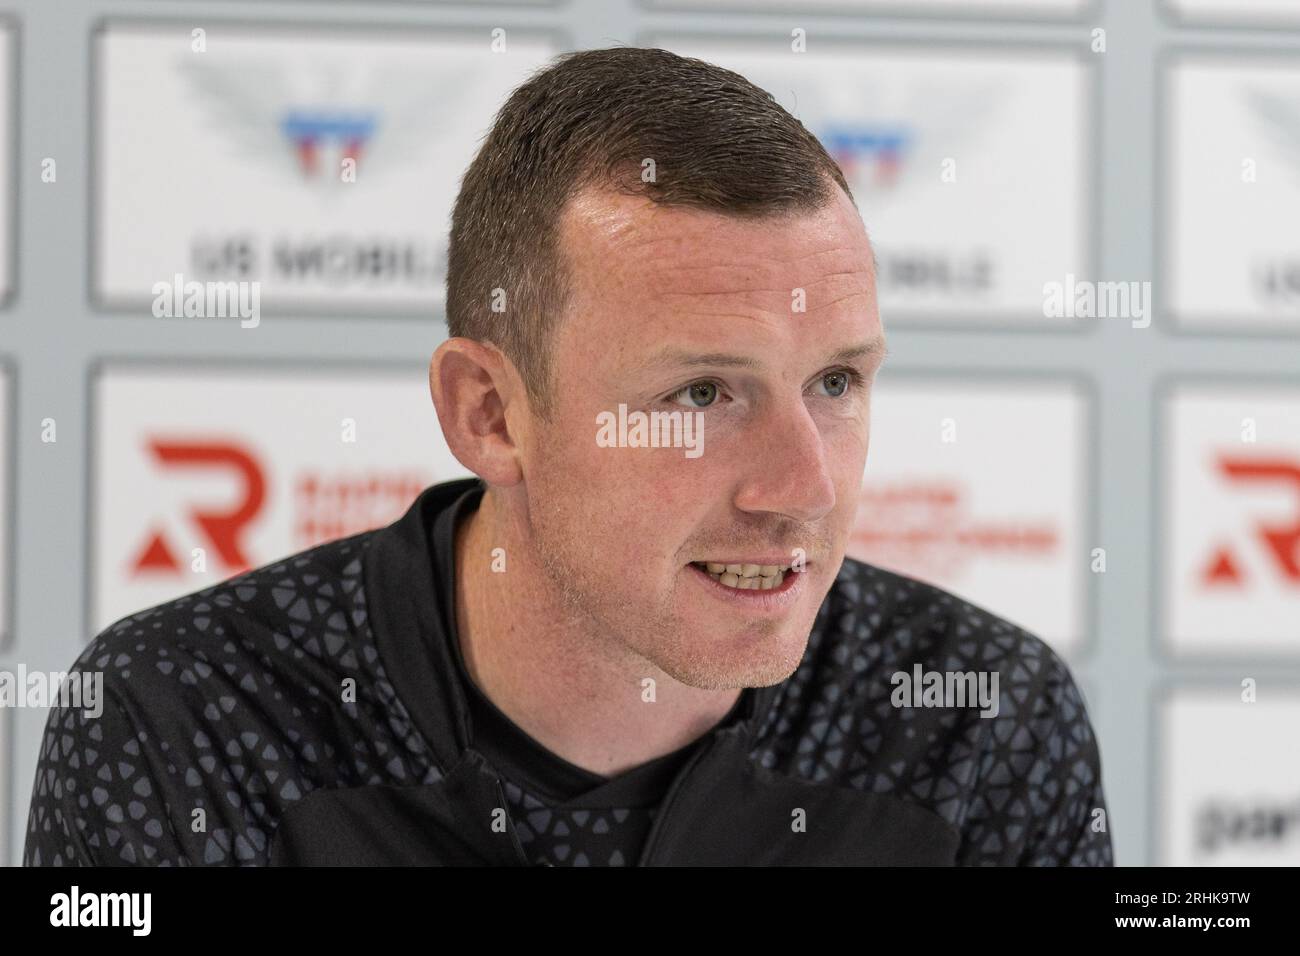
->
[[644, 334, 889, 373]]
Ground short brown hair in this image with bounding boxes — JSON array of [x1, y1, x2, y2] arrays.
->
[[445, 46, 855, 418]]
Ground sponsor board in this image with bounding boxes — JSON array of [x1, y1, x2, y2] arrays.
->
[[851, 375, 1091, 655], [90, 362, 471, 632]]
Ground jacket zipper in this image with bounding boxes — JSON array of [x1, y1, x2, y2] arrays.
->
[[633, 734, 719, 866], [493, 776, 538, 866]]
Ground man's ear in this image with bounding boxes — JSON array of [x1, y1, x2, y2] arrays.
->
[[429, 338, 525, 487]]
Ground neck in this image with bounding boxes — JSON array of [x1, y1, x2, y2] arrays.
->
[[454, 487, 742, 777]]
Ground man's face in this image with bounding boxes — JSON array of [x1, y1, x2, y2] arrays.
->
[[518, 183, 884, 690]]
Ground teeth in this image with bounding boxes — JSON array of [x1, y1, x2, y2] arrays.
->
[[695, 562, 788, 592]]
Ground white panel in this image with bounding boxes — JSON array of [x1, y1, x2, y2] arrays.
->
[[0, 22, 13, 305], [0, 705, 9, 866], [1161, 382, 1300, 656], [851, 376, 1089, 654], [93, 22, 557, 314], [651, 0, 1085, 14], [91, 364, 473, 632], [0, 363, 9, 648], [1165, 57, 1300, 330], [662, 38, 1092, 323], [1167, 0, 1300, 25], [1160, 689, 1300, 866]]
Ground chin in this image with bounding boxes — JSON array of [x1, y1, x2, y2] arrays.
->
[[655, 621, 811, 691]]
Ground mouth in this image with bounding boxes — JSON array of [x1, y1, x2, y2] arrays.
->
[[689, 561, 795, 592]]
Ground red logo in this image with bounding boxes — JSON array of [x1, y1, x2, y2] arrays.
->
[[1202, 455, 1300, 588], [126, 436, 429, 580], [129, 440, 266, 577], [293, 472, 427, 548], [849, 479, 1058, 580]]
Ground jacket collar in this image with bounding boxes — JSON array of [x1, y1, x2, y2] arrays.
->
[[365, 478, 785, 775], [307, 480, 964, 866]]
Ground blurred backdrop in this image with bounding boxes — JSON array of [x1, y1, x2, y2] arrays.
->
[[2, 0, 1299, 867]]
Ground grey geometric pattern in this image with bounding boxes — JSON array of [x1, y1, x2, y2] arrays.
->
[[501, 780, 651, 867], [24, 495, 1110, 866], [749, 560, 1111, 866], [25, 532, 441, 866]]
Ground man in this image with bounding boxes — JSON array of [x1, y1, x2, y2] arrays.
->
[[26, 47, 1111, 866]]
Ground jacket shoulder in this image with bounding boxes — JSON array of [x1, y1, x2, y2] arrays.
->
[[756, 557, 1112, 866], [24, 529, 438, 866]]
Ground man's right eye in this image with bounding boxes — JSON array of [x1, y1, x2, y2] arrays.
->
[[669, 381, 721, 408]]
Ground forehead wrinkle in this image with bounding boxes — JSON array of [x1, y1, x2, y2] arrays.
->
[[652, 279, 874, 318], [644, 247, 872, 301], [641, 332, 887, 376], [636, 241, 868, 272], [574, 203, 875, 303]]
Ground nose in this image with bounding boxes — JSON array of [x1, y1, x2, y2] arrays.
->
[[732, 399, 838, 524]]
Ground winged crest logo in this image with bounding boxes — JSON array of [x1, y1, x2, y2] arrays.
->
[[174, 54, 457, 187]]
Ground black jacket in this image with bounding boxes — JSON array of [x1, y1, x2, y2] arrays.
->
[[24, 477, 1113, 866]]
